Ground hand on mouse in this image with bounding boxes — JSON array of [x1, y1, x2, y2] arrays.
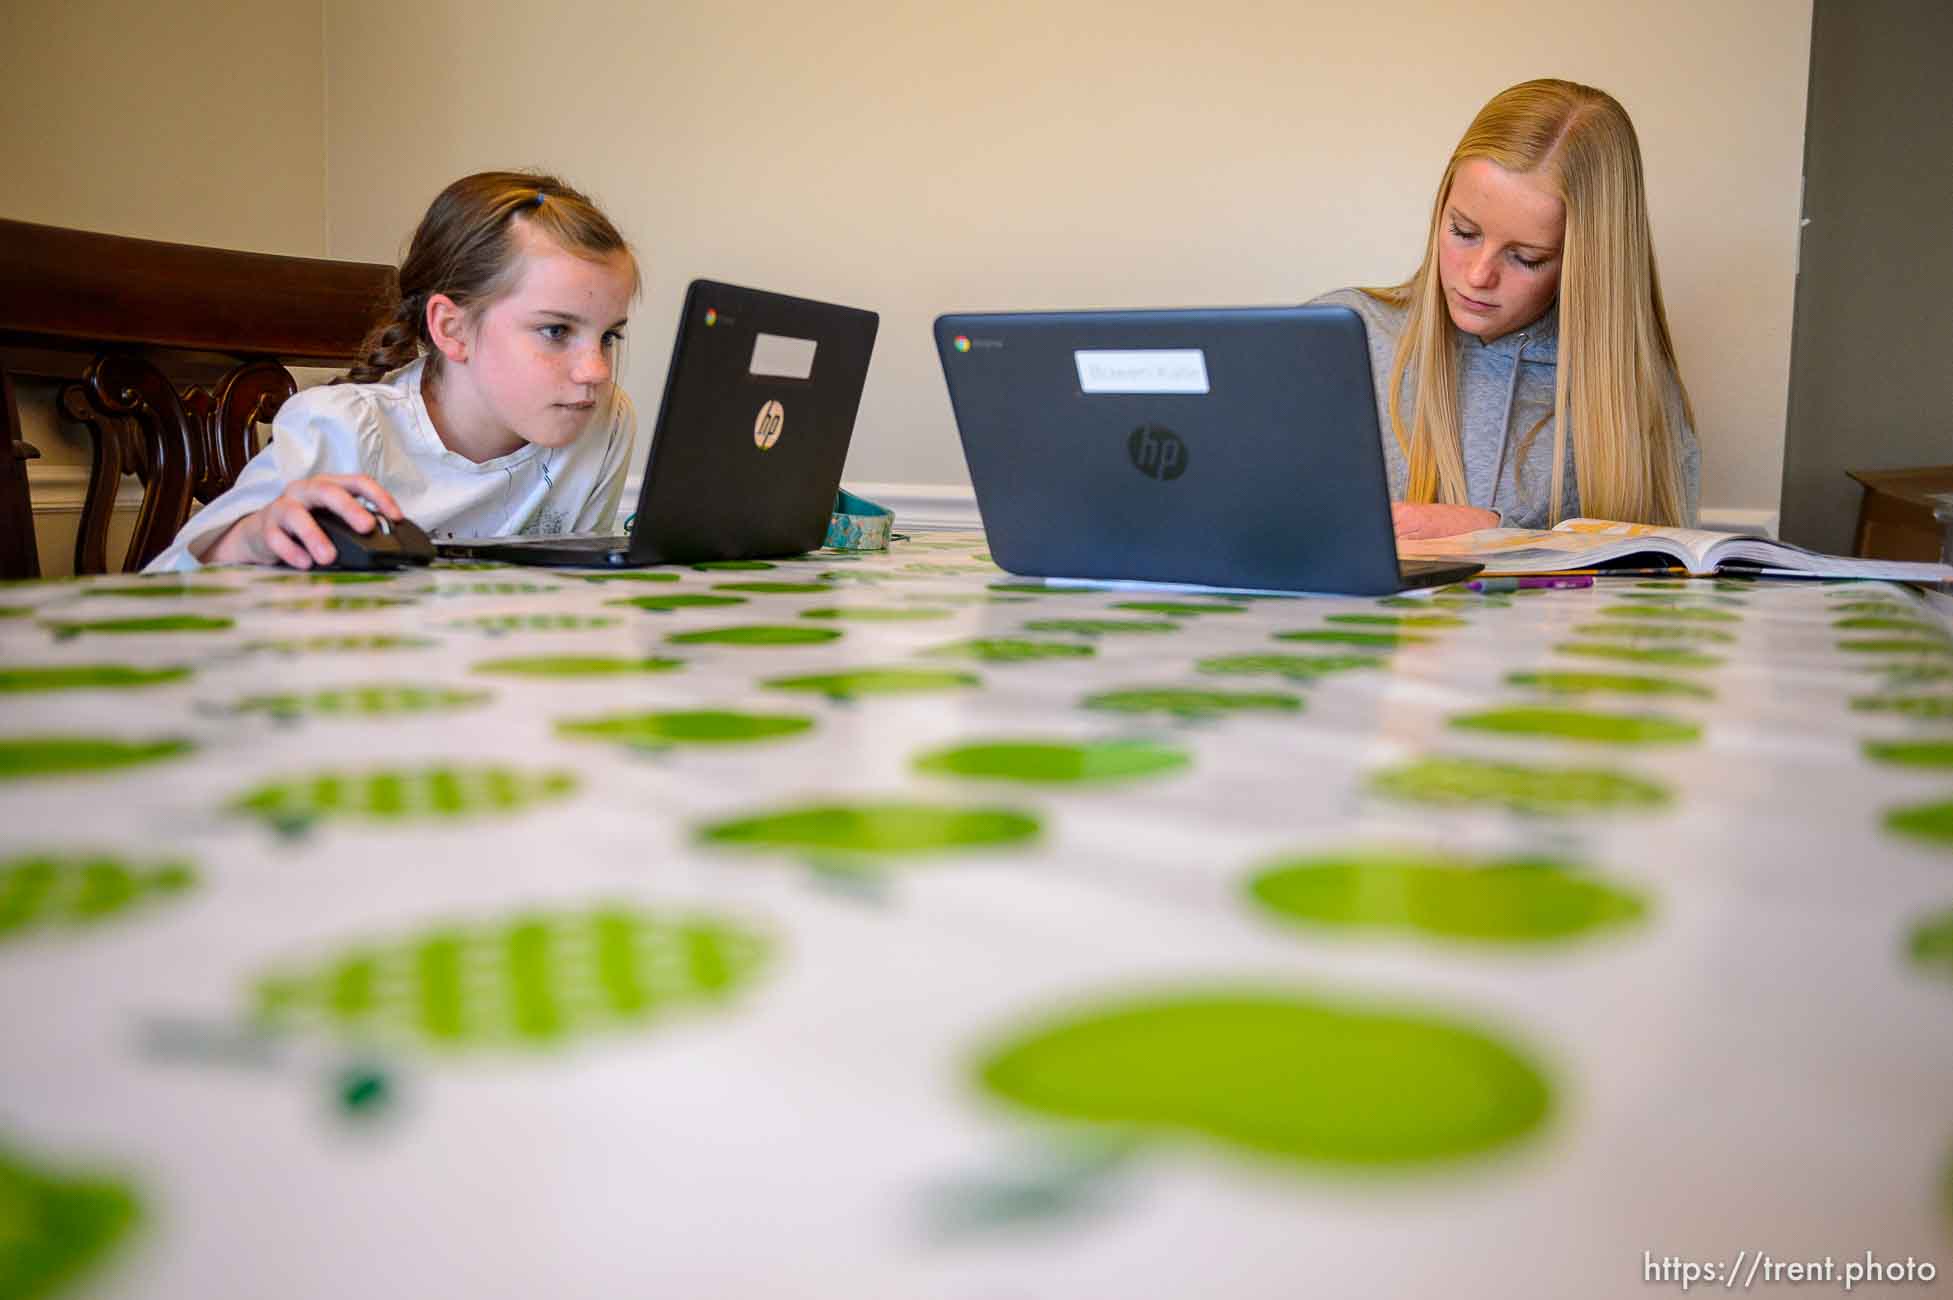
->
[[1391, 502, 1501, 541], [199, 475, 405, 568]]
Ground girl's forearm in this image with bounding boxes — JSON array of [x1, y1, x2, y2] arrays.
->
[[195, 514, 259, 565]]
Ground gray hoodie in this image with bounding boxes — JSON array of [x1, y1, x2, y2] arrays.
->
[[1308, 287, 1700, 529]]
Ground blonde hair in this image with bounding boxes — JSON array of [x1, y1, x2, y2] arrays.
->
[[1367, 79, 1692, 525], [341, 171, 639, 385]]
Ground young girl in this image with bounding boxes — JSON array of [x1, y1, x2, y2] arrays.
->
[[144, 171, 640, 571], [1311, 78, 1700, 539]]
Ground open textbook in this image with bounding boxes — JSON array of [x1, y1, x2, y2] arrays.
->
[[1397, 518, 1953, 580]]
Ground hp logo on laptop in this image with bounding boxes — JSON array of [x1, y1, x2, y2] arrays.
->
[[1127, 425, 1187, 481], [754, 400, 785, 450]]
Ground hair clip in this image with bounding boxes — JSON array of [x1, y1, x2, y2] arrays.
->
[[530, 192, 547, 208]]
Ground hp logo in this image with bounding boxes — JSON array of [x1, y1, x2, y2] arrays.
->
[[754, 400, 785, 450], [1127, 425, 1187, 481]]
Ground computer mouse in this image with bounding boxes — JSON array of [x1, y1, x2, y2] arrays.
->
[[307, 506, 435, 570]]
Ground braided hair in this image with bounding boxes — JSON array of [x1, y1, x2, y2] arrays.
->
[[339, 171, 639, 385]]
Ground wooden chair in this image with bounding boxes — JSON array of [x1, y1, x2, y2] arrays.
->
[[0, 219, 394, 576]]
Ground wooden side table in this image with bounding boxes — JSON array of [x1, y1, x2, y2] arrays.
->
[[1845, 466, 1953, 562]]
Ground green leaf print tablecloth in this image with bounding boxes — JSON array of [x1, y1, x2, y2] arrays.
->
[[2, 539, 1950, 1298]]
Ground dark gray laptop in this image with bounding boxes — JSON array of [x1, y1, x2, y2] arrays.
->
[[932, 305, 1481, 595], [440, 279, 878, 567]]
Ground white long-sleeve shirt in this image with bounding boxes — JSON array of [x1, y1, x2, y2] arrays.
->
[[144, 358, 635, 572]]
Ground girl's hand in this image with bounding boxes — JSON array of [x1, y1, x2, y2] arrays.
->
[[199, 475, 404, 568], [1391, 502, 1501, 540]]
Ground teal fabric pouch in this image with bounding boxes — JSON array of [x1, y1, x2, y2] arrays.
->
[[825, 490, 893, 551]]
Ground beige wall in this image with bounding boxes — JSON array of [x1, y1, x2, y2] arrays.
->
[[3, 0, 1812, 552], [1, 0, 328, 574], [324, 0, 1812, 518], [0, 0, 327, 253]]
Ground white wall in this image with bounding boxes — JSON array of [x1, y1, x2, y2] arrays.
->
[[0, 0, 327, 253], [1, 1, 1807, 521], [0, 0, 329, 574], [324, 0, 1811, 518]]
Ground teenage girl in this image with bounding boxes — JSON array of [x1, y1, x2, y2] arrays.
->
[[1312, 78, 1700, 539], [146, 171, 639, 571]]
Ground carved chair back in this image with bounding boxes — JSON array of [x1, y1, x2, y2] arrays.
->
[[0, 219, 394, 576]]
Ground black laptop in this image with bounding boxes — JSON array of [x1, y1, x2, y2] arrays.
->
[[440, 279, 878, 567], [932, 305, 1481, 595]]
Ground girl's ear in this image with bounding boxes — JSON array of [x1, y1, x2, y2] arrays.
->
[[426, 293, 470, 364]]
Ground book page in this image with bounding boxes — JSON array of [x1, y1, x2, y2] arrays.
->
[[1554, 518, 1760, 557], [1400, 517, 1953, 579], [1397, 523, 1694, 575]]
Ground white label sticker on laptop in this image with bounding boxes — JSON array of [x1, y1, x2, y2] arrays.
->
[[750, 333, 817, 380], [1074, 349, 1210, 395]]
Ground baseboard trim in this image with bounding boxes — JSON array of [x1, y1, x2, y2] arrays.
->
[[848, 484, 1782, 540], [26, 466, 143, 516], [621, 475, 1778, 540], [841, 481, 983, 532]]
